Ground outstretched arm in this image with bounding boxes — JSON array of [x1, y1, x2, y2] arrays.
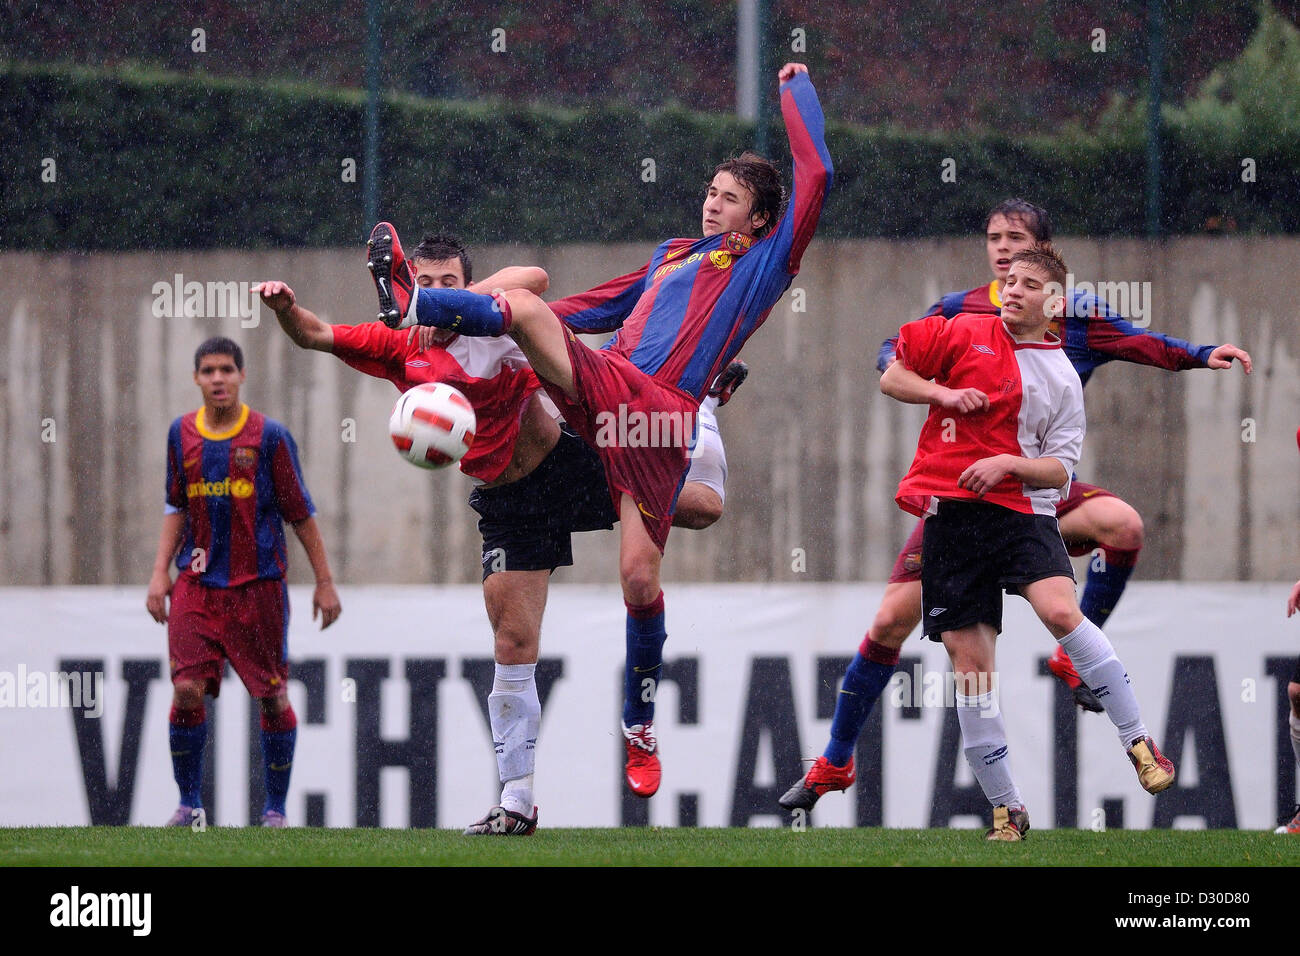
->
[[1081, 297, 1252, 374], [257, 281, 334, 351], [768, 63, 833, 275], [549, 259, 654, 334]]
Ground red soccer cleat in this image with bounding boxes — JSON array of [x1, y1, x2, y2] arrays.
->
[[1275, 805, 1300, 835], [367, 221, 416, 329], [1048, 645, 1105, 713], [622, 722, 661, 798], [777, 755, 856, 811]]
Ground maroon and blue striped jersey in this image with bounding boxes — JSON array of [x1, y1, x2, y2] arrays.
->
[[549, 72, 832, 401], [164, 404, 315, 588], [877, 280, 1216, 387]]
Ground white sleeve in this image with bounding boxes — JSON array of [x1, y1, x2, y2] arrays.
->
[[1040, 373, 1086, 489]]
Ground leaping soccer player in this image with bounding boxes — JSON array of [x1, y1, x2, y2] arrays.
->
[[364, 62, 831, 798], [258, 235, 743, 834], [781, 198, 1252, 814]]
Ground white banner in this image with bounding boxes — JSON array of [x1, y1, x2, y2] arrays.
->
[[0, 583, 1294, 830]]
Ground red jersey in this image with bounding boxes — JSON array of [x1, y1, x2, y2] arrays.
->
[[894, 314, 1085, 518], [331, 323, 542, 483], [165, 405, 315, 587]]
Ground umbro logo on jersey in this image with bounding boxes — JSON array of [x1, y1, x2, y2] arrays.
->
[[928, 607, 947, 616], [971, 344, 995, 355], [405, 359, 430, 368]]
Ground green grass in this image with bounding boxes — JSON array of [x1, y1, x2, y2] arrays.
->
[[2, 826, 1297, 867]]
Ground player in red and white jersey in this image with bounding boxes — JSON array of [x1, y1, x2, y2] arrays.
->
[[880, 244, 1174, 839], [257, 235, 736, 833]]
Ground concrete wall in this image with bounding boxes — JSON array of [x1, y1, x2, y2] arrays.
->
[[2, 238, 1298, 587]]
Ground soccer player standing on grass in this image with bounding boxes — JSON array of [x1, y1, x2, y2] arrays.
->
[[146, 337, 341, 828], [258, 235, 742, 833], [877, 244, 1173, 840], [365, 62, 831, 797], [782, 198, 1252, 813]]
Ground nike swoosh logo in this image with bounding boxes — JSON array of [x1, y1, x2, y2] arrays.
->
[[378, 277, 387, 296], [269, 762, 292, 772]]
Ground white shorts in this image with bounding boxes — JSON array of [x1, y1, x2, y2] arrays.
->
[[684, 402, 728, 502]]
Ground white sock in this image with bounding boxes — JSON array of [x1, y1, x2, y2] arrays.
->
[[700, 395, 720, 415], [956, 689, 1023, 809], [500, 776, 534, 816], [1058, 618, 1146, 745], [1290, 712, 1300, 771], [488, 662, 540, 807]]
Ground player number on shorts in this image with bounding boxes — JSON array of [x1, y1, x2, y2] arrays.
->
[[640, 677, 657, 703]]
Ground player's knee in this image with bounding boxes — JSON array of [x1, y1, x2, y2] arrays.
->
[[502, 288, 544, 327], [871, 609, 917, 648], [674, 490, 723, 530], [493, 621, 540, 664], [1041, 604, 1084, 639], [620, 562, 660, 607], [171, 680, 205, 711], [1091, 500, 1144, 550]]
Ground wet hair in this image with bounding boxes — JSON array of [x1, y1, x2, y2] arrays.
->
[[985, 198, 1052, 242], [411, 234, 472, 284], [711, 152, 785, 237], [194, 336, 244, 371], [1010, 241, 1067, 289]]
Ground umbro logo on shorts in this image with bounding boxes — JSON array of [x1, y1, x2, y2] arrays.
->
[[929, 607, 947, 616]]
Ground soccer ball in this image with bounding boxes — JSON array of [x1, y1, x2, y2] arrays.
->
[[388, 382, 476, 469]]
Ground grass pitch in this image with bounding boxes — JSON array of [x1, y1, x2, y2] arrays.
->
[[2, 826, 1297, 867]]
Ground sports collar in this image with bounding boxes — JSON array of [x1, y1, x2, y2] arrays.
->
[[196, 403, 250, 440]]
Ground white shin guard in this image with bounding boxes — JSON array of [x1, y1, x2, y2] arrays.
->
[[488, 663, 541, 789], [1058, 618, 1146, 745]]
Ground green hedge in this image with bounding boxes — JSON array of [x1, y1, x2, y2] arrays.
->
[[3, 61, 1297, 251]]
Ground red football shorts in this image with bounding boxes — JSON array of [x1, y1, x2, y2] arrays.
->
[[1054, 480, 1121, 555], [168, 575, 290, 698], [887, 518, 926, 584], [544, 330, 695, 552]]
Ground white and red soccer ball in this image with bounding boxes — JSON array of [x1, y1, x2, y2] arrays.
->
[[388, 383, 476, 469]]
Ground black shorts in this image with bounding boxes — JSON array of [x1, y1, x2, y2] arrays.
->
[[468, 427, 617, 579], [920, 499, 1075, 639]]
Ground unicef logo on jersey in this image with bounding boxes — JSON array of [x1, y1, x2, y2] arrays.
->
[[186, 476, 254, 499]]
